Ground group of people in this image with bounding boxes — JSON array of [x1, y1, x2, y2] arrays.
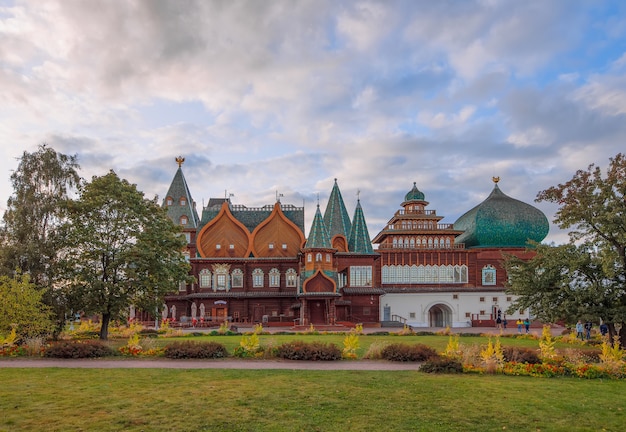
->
[[576, 320, 609, 340], [516, 318, 531, 333]]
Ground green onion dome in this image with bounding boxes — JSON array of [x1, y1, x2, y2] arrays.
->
[[453, 183, 549, 248], [404, 182, 425, 202]]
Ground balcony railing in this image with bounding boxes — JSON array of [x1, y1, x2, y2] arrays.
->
[[376, 243, 466, 250]]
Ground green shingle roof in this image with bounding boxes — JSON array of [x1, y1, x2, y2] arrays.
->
[[454, 183, 549, 248], [323, 179, 352, 239], [348, 199, 374, 254], [305, 205, 332, 249], [404, 182, 425, 202]]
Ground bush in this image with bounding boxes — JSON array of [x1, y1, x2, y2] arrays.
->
[[380, 343, 438, 362], [163, 341, 228, 359], [44, 341, 116, 358], [420, 357, 463, 374], [502, 346, 541, 364], [276, 340, 342, 361]]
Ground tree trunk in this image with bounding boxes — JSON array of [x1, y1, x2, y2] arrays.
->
[[620, 322, 626, 349], [99, 313, 111, 340], [608, 322, 617, 343]]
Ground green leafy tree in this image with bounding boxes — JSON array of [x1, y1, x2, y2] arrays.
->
[[506, 153, 626, 345], [61, 171, 190, 340], [0, 144, 80, 334], [0, 272, 54, 339]]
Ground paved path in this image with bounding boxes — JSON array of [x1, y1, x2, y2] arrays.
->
[[0, 358, 422, 370]]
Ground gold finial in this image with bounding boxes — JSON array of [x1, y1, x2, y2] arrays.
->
[[492, 176, 500, 184], [176, 156, 185, 167]]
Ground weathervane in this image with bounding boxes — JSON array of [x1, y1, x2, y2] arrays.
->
[[492, 176, 500, 184], [276, 190, 284, 202], [176, 156, 185, 167]]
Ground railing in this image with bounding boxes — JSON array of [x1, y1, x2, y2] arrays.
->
[[376, 243, 466, 250], [390, 314, 407, 324], [396, 209, 437, 216], [383, 223, 456, 231]]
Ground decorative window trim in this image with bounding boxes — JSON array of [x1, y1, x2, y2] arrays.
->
[[252, 268, 264, 288], [269, 268, 280, 287], [231, 269, 243, 288], [285, 269, 298, 287], [482, 264, 496, 286], [199, 269, 211, 288]]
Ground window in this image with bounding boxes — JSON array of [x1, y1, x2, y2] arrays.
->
[[506, 296, 512, 302], [229, 244, 234, 249], [465, 312, 471, 318], [199, 269, 211, 288], [363, 307, 371, 316], [349, 266, 372, 286], [231, 269, 243, 288], [184, 232, 191, 243], [326, 254, 331, 262], [215, 244, 221, 250], [479, 297, 485, 302], [216, 274, 227, 290], [480, 310, 485, 315], [282, 243, 288, 250], [268, 243, 274, 249], [453, 294, 458, 300], [286, 269, 297, 287], [409, 312, 416, 319], [307, 253, 312, 262], [180, 197, 187, 206], [269, 268, 280, 287], [316, 253, 322, 262], [178, 281, 186, 292], [166, 197, 173, 206], [482, 265, 496, 285], [180, 216, 188, 225], [492, 297, 498, 303], [252, 269, 264, 287]]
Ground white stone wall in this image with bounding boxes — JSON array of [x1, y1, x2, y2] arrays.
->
[[380, 291, 528, 328]]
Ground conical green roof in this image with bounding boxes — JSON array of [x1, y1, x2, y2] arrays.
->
[[348, 199, 374, 254], [305, 205, 332, 249], [454, 183, 549, 248], [404, 182, 425, 202], [323, 179, 352, 239]]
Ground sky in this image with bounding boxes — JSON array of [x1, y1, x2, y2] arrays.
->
[[1, 0, 626, 245]]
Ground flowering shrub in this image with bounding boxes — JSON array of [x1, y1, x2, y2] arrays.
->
[[0, 345, 27, 357], [420, 357, 463, 374], [443, 335, 461, 359], [119, 334, 143, 356], [539, 325, 558, 362], [164, 341, 228, 359], [44, 340, 115, 358], [276, 341, 341, 361], [381, 343, 438, 362]]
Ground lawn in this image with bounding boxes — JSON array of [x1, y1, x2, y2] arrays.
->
[[1, 368, 624, 431]]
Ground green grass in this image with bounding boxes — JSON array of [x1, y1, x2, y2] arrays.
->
[[1, 368, 624, 431]]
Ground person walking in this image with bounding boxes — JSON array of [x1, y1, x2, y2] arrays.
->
[[523, 318, 530, 333], [584, 321, 592, 340], [516, 319, 523, 333], [576, 320, 584, 340]]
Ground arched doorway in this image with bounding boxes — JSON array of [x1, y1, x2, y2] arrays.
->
[[428, 304, 453, 327]]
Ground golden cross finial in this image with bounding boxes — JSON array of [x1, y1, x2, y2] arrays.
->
[[176, 156, 185, 167]]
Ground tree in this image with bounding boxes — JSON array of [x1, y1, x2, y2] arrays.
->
[[506, 153, 626, 345], [0, 272, 54, 339], [61, 171, 190, 340], [0, 144, 80, 334]]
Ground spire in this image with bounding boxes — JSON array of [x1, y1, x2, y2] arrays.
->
[[163, 157, 199, 228], [323, 178, 352, 239], [348, 199, 374, 254], [305, 204, 332, 249]]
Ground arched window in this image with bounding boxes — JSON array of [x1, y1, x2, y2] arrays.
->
[[286, 268, 298, 287], [231, 269, 243, 288], [307, 253, 312, 262], [180, 197, 187, 206], [199, 269, 211, 288], [180, 215, 188, 225], [269, 268, 280, 287], [252, 269, 264, 287], [166, 197, 173, 206], [316, 252, 322, 262]]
